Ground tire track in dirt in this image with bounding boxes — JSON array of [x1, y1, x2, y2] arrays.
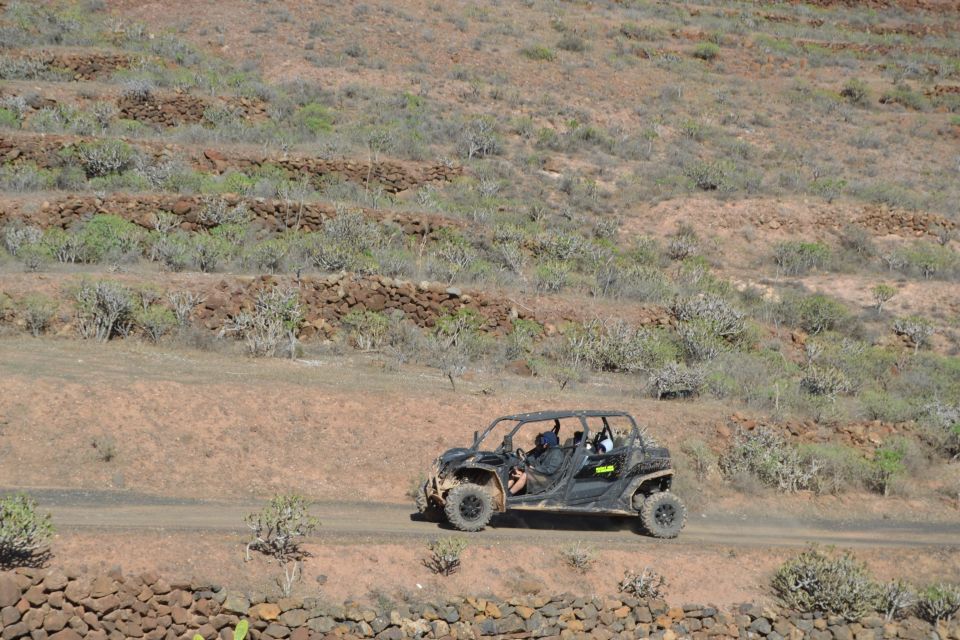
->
[[10, 489, 958, 550]]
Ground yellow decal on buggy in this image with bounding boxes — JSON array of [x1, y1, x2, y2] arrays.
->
[[595, 465, 615, 474]]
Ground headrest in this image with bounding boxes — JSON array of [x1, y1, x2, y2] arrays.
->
[[537, 431, 559, 448]]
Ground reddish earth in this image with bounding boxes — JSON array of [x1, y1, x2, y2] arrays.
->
[[1, 335, 959, 605]]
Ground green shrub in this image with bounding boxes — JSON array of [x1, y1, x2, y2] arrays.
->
[[0, 493, 54, 568], [535, 259, 571, 293], [860, 390, 915, 423], [74, 280, 134, 342], [869, 443, 905, 496], [800, 365, 853, 400], [677, 319, 728, 361], [692, 42, 720, 60], [505, 318, 542, 360], [74, 139, 137, 177], [619, 23, 663, 41], [557, 33, 587, 53], [21, 294, 56, 337], [43, 228, 82, 263], [800, 444, 868, 495], [840, 79, 870, 107], [18, 242, 51, 272], [921, 401, 960, 461], [220, 286, 303, 357], [720, 428, 819, 493], [136, 304, 175, 343], [683, 159, 735, 191], [619, 567, 666, 599], [459, 117, 500, 159], [76, 214, 143, 263], [779, 293, 849, 335], [190, 233, 229, 273], [880, 84, 927, 111], [673, 294, 747, 342], [649, 362, 704, 400], [889, 242, 958, 279], [681, 439, 716, 482], [424, 536, 467, 576], [2, 222, 42, 256], [295, 103, 334, 134], [893, 315, 935, 353], [871, 284, 897, 313], [0, 107, 20, 128], [341, 310, 389, 351], [245, 493, 319, 563], [560, 541, 595, 572], [916, 584, 960, 623], [520, 44, 555, 61], [773, 241, 831, 276], [772, 546, 880, 621], [0, 162, 55, 191], [246, 237, 290, 273], [879, 580, 916, 622]]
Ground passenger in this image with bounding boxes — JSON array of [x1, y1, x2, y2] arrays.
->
[[509, 431, 564, 495], [597, 436, 614, 453]]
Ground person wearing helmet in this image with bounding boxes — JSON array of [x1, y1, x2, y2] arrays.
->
[[509, 430, 565, 495], [597, 436, 614, 453]]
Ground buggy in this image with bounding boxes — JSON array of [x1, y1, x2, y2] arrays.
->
[[415, 410, 686, 538]]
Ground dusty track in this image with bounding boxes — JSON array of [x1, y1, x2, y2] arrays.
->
[[10, 488, 959, 550]]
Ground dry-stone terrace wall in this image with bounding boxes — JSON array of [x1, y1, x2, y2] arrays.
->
[[0, 89, 265, 128], [0, 194, 460, 237], [115, 94, 268, 127], [192, 276, 672, 340], [9, 50, 135, 80], [0, 569, 956, 640], [115, 94, 208, 127], [199, 274, 535, 339], [0, 134, 463, 193]]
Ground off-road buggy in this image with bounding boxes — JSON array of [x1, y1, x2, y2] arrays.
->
[[415, 410, 686, 538]]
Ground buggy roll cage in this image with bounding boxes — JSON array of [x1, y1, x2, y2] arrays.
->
[[470, 410, 640, 453]]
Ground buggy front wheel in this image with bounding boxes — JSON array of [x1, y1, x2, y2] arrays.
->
[[444, 483, 494, 532]]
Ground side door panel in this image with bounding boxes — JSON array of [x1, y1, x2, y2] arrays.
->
[[566, 448, 630, 503]]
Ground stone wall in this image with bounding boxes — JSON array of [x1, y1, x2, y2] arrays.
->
[[0, 568, 955, 640], [12, 50, 134, 80], [115, 94, 208, 127], [196, 274, 535, 339], [0, 88, 266, 128], [115, 94, 268, 127], [0, 133, 464, 193], [0, 194, 461, 237]]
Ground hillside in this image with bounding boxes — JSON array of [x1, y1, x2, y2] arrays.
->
[[0, 0, 958, 610]]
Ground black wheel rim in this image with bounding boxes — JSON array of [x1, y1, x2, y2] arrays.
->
[[654, 503, 675, 527], [460, 494, 483, 520]]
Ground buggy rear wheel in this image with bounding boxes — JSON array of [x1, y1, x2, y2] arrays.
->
[[639, 491, 686, 539], [415, 481, 445, 523], [444, 483, 494, 532]]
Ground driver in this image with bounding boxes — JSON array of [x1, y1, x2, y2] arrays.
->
[[508, 431, 564, 495]]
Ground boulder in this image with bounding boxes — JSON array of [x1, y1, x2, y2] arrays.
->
[[1, 622, 29, 640], [42, 573, 68, 593], [262, 623, 290, 638], [0, 575, 21, 608], [250, 602, 281, 621], [42, 611, 69, 632], [88, 577, 116, 599], [221, 594, 250, 615]]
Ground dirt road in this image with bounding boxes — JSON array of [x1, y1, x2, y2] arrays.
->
[[12, 488, 959, 550]]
